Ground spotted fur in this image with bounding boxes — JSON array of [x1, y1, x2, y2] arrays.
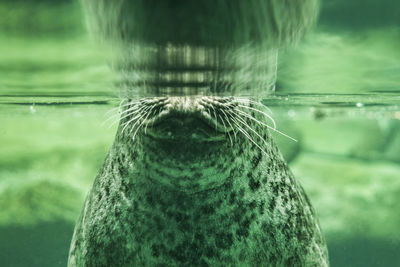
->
[[68, 96, 329, 266]]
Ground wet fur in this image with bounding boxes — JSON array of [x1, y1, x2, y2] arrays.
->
[[68, 97, 328, 266]]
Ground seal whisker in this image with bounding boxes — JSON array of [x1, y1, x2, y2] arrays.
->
[[218, 114, 233, 146], [118, 100, 141, 109], [233, 98, 273, 114], [101, 109, 120, 127], [131, 106, 155, 140], [203, 108, 219, 133], [104, 105, 142, 128], [121, 105, 151, 134], [208, 104, 219, 131], [143, 103, 159, 135], [221, 108, 237, 140], [129, 103, 159, 136], [118, 108, 146, 129], [235, 109, 275, 130], [226, 111, 269, 157], [235, 108, 298, 142], [230, 117, 269, 157], [126, 111, 147, 136], [267, 126, 298, 142], [104, 106, 120, 117], [103, 99, 130, 117], [119, 106, 148, 129], [102, 102, 130, 127], [231, 111, 273, 152], [117, 104, 142, 116], [237, 104, 277, 129]]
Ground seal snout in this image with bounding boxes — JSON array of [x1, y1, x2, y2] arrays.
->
[[142, 96, 236, 141], [119, 96, 238, 141], [146, 110, 226, 141]]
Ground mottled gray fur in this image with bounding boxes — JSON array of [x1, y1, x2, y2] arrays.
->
[[68, 97, 329, 266]]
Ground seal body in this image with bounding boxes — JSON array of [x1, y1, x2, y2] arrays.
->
[[68, 97, 328, 266]]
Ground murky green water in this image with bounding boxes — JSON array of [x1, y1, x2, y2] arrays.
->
[[1, 1, 400, 266]]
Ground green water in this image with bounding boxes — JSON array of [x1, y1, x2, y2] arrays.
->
[[1, 0, 400, 266]]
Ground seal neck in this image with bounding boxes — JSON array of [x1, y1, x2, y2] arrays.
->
[[132, 135, 237, 194]]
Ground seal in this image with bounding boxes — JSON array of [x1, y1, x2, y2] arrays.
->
[[68, 96, 329, 266], [69, 0, 327, 265]]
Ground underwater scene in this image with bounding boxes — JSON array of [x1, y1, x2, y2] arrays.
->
[[0, 0, 400, 266]]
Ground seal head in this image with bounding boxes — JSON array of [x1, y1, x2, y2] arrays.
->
[[68, 96, 329, 266]]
